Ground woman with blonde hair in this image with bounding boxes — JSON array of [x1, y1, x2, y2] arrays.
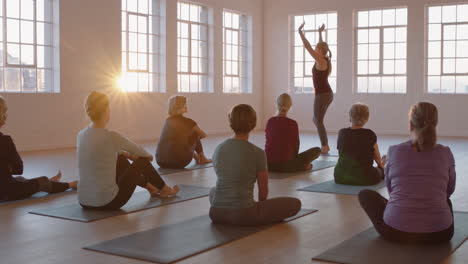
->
[[0, 96, 77, 202], [156, 95, 211, 169], [298, 23, 334, 154], [209, 104, 302, 226], [334, 103, 384, 185], [359, 102, 455, 243], [77, 91, 178, 210], [265, 93, 321, 172]]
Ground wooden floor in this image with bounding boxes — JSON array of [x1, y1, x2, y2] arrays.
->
[[2, 132, 468, 264]]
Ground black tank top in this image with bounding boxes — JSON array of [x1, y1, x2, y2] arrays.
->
[[312, 59, 333, 94]]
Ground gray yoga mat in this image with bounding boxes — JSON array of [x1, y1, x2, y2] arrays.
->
[[297, 180, 386, 195], [156, 162, 213, 175], [270, 160, 337, 179], [313, 211, 468, 264], [0, 190, 76, 206], [84, 209, 317, 264], [28, 185, 210, 222]]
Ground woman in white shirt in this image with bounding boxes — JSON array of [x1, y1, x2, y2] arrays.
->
[[77, 91, 179, 209]]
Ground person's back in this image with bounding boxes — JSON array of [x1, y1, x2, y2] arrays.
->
[[77, 127, 122, 206], [211, 138, 263, 209], [0, 133, 22, 198], [156, 115, 197, 166], [265, 116, 299, 163], [384, 141, 455, 233], [334, 128, 378, 185]]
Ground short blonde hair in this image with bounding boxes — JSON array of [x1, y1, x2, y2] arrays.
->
[[168, 96, 187, 116], [85, 91, 110, 122], [277, 93, 292, 113], [349, 103, 369, 127], [0, 96, 5, 113]]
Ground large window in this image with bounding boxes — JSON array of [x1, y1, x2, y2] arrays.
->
[[223, 10, 251, 94], [0, 0, 58, 93], [121, 0, 165, 92], [177, 1, 212, 93], [291, 12, 337, 93], [356, 8, 407, 94], [427, 4, 468, 94]]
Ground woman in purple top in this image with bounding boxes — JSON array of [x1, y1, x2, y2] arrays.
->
[[265, 94, 321, 173], [359, 102, 455, 243]]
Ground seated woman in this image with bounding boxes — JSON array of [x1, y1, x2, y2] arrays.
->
[[209, 104, 302, 226], [77, 91, 179, 210], [156, 96, 211, 169], [0, 96, 77, 202], [359, 102, 455, 243], [334, 103, 384, 186], [265, 93, 321, 172]]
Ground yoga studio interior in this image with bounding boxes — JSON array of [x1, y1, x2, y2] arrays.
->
[[1, 0, 468, 263]]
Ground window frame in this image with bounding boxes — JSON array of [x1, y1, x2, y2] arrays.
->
[[426, 4, 468, 95], [290, 12, 338, 94], [177, 1, 212, 93], [222, 9, 252, 94], [354, 7, 408, 94]]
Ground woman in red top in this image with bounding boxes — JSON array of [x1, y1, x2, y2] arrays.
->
[[265, 93, 321, 172], [298, 23, 334, 154]]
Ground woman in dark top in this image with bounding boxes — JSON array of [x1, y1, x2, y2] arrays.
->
[[156, 96, 211, 169], [0, 96, 77, 202], [298, 23, 334, 154], [265, 93, 321, 172], [334, 103, 384, 186]]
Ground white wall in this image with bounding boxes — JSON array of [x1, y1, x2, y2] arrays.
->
[[1, 0, 264, 151], [263, 0, 468, 138]]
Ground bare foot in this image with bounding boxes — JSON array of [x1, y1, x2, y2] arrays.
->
[[69, 181, 78, 190], [195, 153, 212, 165], [305, 164, 313, 170], [193, 152, 201, 164], [321, 145, 330, 155], [146, 183, 159, 196], [158, 185, 180, 198], [50, 171, 62, 182]]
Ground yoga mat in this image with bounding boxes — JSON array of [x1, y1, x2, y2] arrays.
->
[[0, 190, 76, 206], [156, 163, 213, 175], [321, 151, 339, 157], [269, 160, 337, 179], [28, 185, 210, 222], [84, 209, 317, 264], [297, 180, 386, 195], [313, 211, 468, 264]]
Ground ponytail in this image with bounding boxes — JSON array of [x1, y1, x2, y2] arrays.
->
[[409, 102, 438, 151]]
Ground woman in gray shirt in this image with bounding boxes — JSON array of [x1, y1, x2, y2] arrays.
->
[[209, 104, 302, 226], [77, 91, 179, 209]]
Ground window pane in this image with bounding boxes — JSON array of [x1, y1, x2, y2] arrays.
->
[[7, 43, 20, 64], [428, 59, 441, 75], [369, 61, 379, 74], [428, 76, 441, 93], [443, 58, 455, 73], [457, 5, 468, 22], [138, 0, 148, 14], [382, 9, 395, 26], [358, 29, 368, 43], [6, 68, 21, 91], [457, 25, 468, 40], [444, 25, 456, 40], [395, 60, 406, 74], [21, 44, 34, 65], [395, 8, 407, 25], [358, 44, 368, 60], [428, 42, 441, 58], [428, 24, 441, 41], [444, 41, 455, 58], [442, 5, 456, 23], [382, 76, 395, 93], [383, 60, 395, 74], [441, 76, 455, 93], [7, 0, 20, 18], [368, 77, 381, 92], [369, 29, 379, 43], [20, 0, 35, 20], [369, 10, 382, 27], [369, 44, 379, 59], [428, 6, 442, 24], [358, 11, 368, 27], [384, 28, 395, 43], [456, 58, 468, 73], [456, 76, 468, 93], [457, 41, 468, 57], [22, 68, 36, 92], [357, 77, 368, 93], [395, 28, 406, 42], [7, 19, 20, 42], [383, 43, 395, 59], [21, 20, 34, 44]]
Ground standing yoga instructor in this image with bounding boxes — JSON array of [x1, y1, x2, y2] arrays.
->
[[298, 22, 334, 154]]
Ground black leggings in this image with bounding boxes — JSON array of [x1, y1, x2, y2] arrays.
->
[[358, 189, 454, 243], [157, 134, 204, 169], [81, 155, 167, 210], [334, 166, 384, 186], [268, 147, 321, 173], [1, 176, 69, 202]]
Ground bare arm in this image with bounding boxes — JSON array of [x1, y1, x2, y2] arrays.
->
[[374, 143, 384, 169], [257, 170, 269, 201], [193, 125, 207, 139], [318, 24, 325, 43], [298, 22, 325, 63]]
